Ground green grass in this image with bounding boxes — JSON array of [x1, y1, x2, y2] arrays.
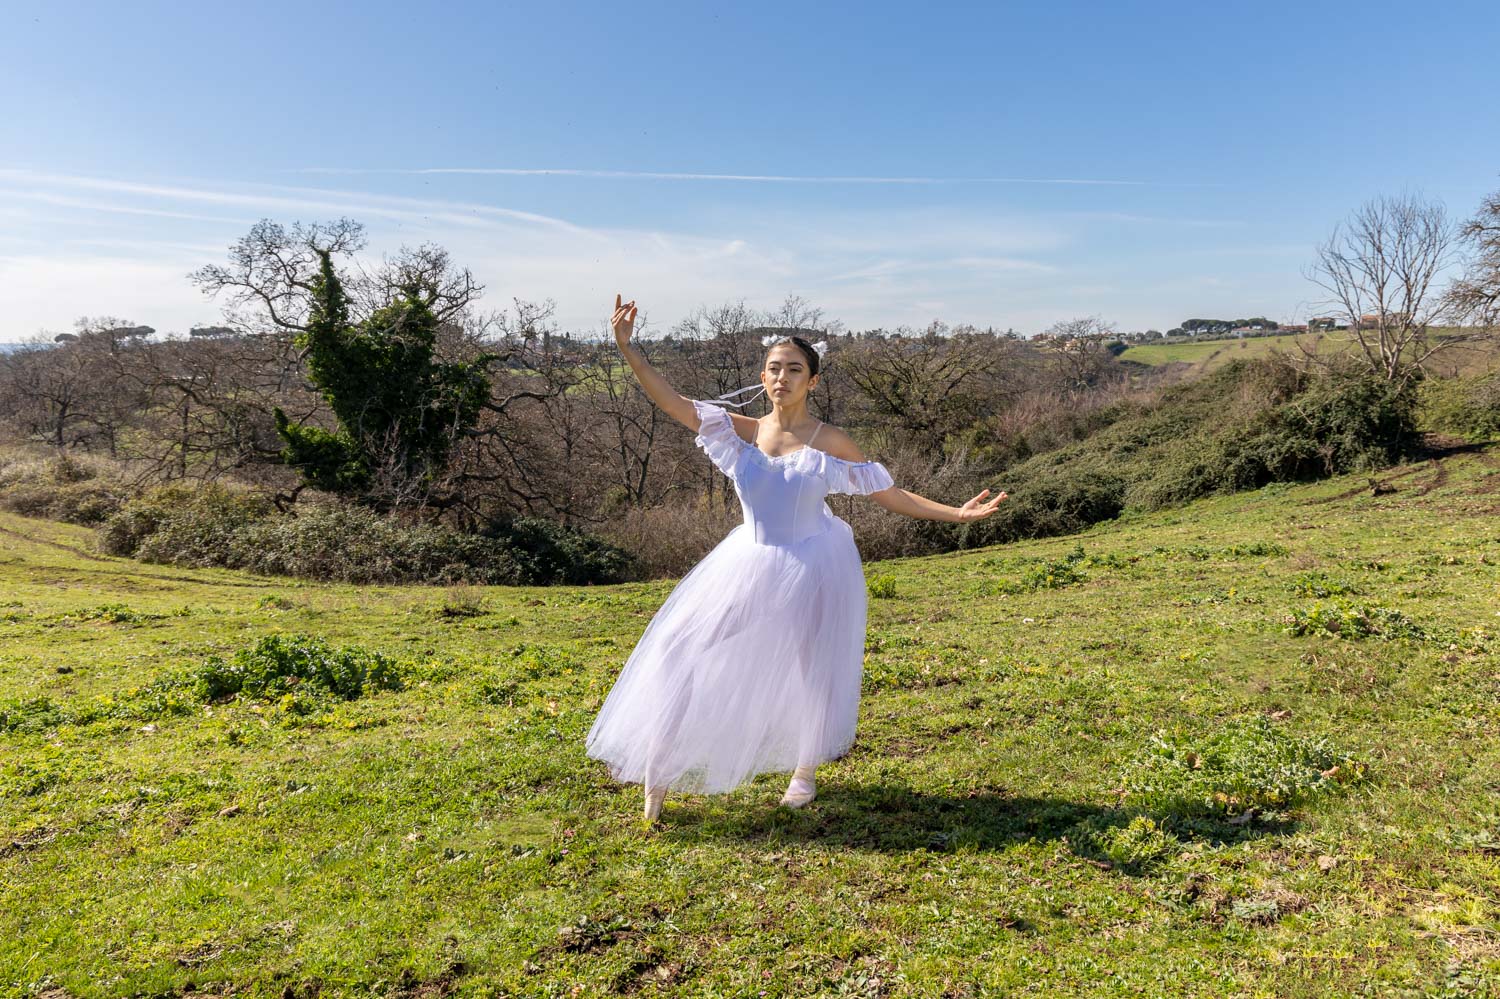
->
[[1118, 332, 1337, 369], [3, 448, 1500, 996], [1121, 330, 1498, 378]]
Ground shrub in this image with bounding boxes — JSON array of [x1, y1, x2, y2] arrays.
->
[[194, 633, 405, 702], [487, 516, 636, 586], [1, 672, 201, 733], [230, 506, 522, 585], [1118, 714, 1369, 822], [1132, 365, 1420, 510], [97, 487, 633, 586], [867, 574, 898, 599], [0, 452, 126, 525], [0, 696, 66, 735], [1420, 372, 1500, 442], [986, 545, 1089, 594], [61, 603, 159, 624], [97, 483, 274, 558], [1265, 370, 1421, 474], [948, 360, 1419, 549], [963, 465, 1127, 547]]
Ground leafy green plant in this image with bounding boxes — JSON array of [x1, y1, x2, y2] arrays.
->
[[1419, 371, 1500, 442], [1283, 599, 1426, 640], [1118, 714, 1369, 821], [867, 574, 898, 599], [62, 603, 157, 625], [194, 633, 405, 702], [1065, 813, 1184, 873]]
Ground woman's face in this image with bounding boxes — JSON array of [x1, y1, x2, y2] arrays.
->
[[761, 343, 819, 405]]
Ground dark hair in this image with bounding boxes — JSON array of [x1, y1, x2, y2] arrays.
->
[[765, 335, 820, 377]]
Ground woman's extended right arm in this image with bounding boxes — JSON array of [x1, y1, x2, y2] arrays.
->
[[612, 294, 733, 434]]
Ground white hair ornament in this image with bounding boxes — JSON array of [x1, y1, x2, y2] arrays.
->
[[711, 336, 828, 407]]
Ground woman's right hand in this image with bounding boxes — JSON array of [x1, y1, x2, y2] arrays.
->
[[611, 293, 638, 347]]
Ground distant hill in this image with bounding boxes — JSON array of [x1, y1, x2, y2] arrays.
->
[[1121, 328, 1497, 378]]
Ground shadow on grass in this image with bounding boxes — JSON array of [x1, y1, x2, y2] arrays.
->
[[664, 782, 1295, 875]]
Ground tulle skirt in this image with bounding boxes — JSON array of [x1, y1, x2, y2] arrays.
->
[[585, 515, 868, 794]]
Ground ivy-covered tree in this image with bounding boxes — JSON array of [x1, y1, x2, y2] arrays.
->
[[273, 249, 491, 508]]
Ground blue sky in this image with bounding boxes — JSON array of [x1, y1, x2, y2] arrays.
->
[[3, 0, 1499, 339]]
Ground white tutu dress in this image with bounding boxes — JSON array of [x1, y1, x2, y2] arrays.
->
[[585, 399, 896, 794]]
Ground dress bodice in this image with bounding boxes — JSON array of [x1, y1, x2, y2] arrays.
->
[[692, 399, 895, 547]]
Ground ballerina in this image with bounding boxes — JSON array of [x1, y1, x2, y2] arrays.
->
[[585, 294, 1007, 821]]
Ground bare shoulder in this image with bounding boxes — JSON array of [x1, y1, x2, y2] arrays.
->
[[725, 410, 760, 444], [815, 423, 867, 462]]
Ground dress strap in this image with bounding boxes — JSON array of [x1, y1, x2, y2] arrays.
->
[[806, 421, 823, 448]]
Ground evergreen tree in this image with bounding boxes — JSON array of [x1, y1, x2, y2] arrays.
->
[[273, 250, 490, 507]]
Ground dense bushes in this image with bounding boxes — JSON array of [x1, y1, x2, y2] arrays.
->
[[0, 452, 126, 525], [0, 353, 1451, 578], [954, 359, 1422, 549], [1137, 370, 1419, 509], [976, 466, 1127, 542], [1420, 371, 1500, 442], [97, 486, 633, 586], [97, 483, 274, 562]]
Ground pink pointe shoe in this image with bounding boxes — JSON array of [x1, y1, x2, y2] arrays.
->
[[643, 783, 669, 820], [779, 764, 817, 808]]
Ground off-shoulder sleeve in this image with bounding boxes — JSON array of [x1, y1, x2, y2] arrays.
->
[[824, 455, 896, 496], [691, 399, 748, 477]]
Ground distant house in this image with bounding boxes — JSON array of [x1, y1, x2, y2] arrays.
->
[[1356, 311, 1411, 329]]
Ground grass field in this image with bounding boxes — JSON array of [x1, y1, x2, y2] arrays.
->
[[1120, 332, 1499, 379], [3, 447, 1499, 996]]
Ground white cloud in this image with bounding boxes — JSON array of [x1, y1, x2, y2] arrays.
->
[[0, 166, 1305, 338], [287, 166, 1152, 186]]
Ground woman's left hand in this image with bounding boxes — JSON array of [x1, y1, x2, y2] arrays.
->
[[956, 488, 1007, 522]]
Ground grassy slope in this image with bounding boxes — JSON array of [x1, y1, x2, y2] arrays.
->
[[1119, 333, 1335, 369], [2, 449, 1499, 997], [1120, 331, 1498, 378]]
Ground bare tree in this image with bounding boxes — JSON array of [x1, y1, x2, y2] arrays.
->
[[127, 333, 292, 482], [190, 219, 366, 335], [444, 304, 605, 525], [1040, 316, 1123, 399], [838, 324, 1012, 452], [0, 318, 151, 451], [763, 293, 845, 340], [1305, 192, 1461, 388], [1446, 185, 1500, 337]]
